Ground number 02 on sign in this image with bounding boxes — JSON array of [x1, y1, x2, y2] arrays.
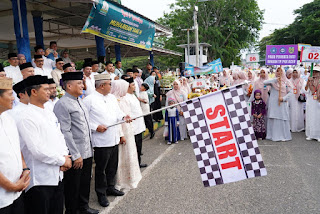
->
[[301, 46, 320, 63]]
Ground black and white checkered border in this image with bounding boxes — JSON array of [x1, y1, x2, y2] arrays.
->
[[181, 99, 224, 187], [223, 85, 267, 178]]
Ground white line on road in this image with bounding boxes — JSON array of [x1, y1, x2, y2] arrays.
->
[[100, 144, 176, 214]]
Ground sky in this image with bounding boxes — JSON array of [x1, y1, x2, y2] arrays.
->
[[121, 0, 314, 41]]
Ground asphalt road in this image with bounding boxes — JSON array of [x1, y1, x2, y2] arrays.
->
[[88, 128, 320, 214]]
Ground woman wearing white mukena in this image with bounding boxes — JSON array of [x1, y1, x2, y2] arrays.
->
[[288, 69, 305, 132], [123, 77, 147, 168], [263, 67, 293, 142], [111, 79, 142, 190], [303, 66, 320, 142], [0, 78, 30, 214]]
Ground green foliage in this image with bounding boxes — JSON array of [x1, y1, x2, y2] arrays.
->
[[258, 35, 273, 65], [157, 0, 264, 67], [259, 0, 320, 51], [0, 60, 9, 67]]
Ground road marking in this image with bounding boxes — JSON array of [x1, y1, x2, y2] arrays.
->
[[100, 144, 176, 214]]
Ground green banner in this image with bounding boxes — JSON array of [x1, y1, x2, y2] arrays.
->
[[82, 0, 155, 50]]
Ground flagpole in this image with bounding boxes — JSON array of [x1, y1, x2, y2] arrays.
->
[[107, 82, 248, 128]]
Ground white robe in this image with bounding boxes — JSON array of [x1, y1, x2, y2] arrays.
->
[[34, 66, 52, 78], [84, 74, 95, 97], [264, 79, 292, 141], [0, 112, 23, 208], [304, 87, 320, 140], [4, 65, 23, 84], [115, 96, 142, 190], [288, 93, 305, 132]]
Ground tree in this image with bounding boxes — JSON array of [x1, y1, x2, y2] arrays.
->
[[157, 0, 264, 67], [258, 35, 273, 65], [260, 0, 320, 47]]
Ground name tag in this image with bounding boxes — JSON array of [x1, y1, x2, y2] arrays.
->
[[314, 94, 318, 100], [293, 88, 297, 94]]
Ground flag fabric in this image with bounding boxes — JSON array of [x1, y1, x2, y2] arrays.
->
[[181, 85, 267, 187]]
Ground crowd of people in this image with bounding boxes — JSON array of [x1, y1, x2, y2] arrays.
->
[[0, 41, 179, 214], [1, 40, 320, 214], [216, 65, 320, 142]]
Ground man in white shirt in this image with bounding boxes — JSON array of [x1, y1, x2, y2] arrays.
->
[[83, 62, 95, 97], [4, 53, 23, 85], [32, 45, 55, 72], [11, 62, 36, 107], [114, 61, 124, 77], [133, 68, 140, 97], [46, 41, 59, 61], [8, 79, 29, 122], [84, 74, 131, 207], [44, 78, 59, 111], [51, 58, 64, 86], [34, 55, 52, 78], [91, 60, 99, 76], [19, 63, 35, 80], [138, 83, 155, 139], [124, 77, 147, 168], [104, 61, 118, 80], [0, 78, 30, 214], [18, 75, 72, 214]]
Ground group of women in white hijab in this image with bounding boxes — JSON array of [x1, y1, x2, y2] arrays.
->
[[249, 66, 319, 142], [217, 66, 318, 142]]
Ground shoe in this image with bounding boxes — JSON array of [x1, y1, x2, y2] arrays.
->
[[98, 196, 109, 207], [167, 142, 172, 145], [306, 137, 312, 141], [106, 188, 125, 196], [141, 153, 143, 156], [150, 132, 155, 139], [317, 139, 320, 142], [174, 141, 178, 144], [139, 163, 148, 168], [79, 207, 100, 214]]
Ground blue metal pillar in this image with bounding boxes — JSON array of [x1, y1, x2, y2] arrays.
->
[[115, 43, 121, 62], [95, 35, 106, 58], [12, 0, 31, 62], [149, 51, 154, 67], [32, 11, 44, 48]]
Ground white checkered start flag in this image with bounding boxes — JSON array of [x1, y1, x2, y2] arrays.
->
[[181, 85, 267, 187]]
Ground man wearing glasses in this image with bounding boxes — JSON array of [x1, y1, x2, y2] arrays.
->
[[32, 45, 55, 73], [34, 55, 52, 78], [51, 58, 65, 86], [4, 53, 23, 84]]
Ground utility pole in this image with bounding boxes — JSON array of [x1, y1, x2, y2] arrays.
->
[[193, 0, 213, 67], [187, 29, 190, 65], [194, 6, 199, 67]]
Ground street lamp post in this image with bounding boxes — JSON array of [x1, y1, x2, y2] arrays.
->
[[194, 0, 214, 67], [194, 6, 199, 67]]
